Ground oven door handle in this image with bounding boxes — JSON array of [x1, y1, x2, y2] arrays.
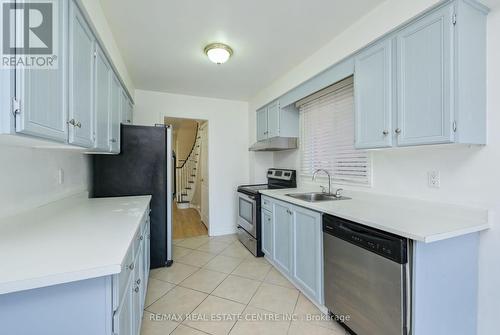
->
[[239, 192, 256, 202]]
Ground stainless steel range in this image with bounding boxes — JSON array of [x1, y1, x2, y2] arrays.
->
[[236, 168, 296, 257]]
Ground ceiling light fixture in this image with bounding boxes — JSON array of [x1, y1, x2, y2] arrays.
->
[[204, 43, 233, 64]]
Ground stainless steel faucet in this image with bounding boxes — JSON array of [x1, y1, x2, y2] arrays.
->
[[312, 169, 331, 195]]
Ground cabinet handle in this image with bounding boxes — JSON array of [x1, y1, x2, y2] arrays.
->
[[67, 119, 76, 126], [110, 138, 117, 143], [133, 286, 139, 293], [128, 263, 134, 270], [382, 130, 389, 136], [139, 235, 144, 241], [75, 121, 82, 128], [395, 128, 401, 134], [136, 278, 141, 285]]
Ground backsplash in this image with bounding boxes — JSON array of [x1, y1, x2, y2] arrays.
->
[[0, 145, 89, 219]]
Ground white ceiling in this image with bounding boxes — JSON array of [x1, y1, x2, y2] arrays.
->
[[100, 0, 385, 101]]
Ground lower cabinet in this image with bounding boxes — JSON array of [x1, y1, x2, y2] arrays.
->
[[261, 196, 324, 306], [261, 209, 273, 257], [0, 207, 151, 335], [292, 205, 323, 304], [273, 202, 293, 275], [113, 215, 150, 335]]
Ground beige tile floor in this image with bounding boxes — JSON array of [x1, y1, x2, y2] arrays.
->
[[142, 234, 348, 335]]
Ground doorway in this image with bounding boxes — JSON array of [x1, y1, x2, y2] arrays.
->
[[165, 117, 209, 240]]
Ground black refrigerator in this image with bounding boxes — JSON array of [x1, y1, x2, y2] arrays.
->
[[91, 124, 174, 268]]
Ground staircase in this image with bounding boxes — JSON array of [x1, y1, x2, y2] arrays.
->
[[176, 123, 201, 207]]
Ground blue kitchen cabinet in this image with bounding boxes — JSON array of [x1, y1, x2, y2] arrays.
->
[[14, 0, 68, 143], [396, 5, 454, 146], [68, 1, 95, 148], [354, 39, 393, 149], [256, 107, 268, 141], [121, 90, 133, 124], [267, 101, 280, 138], [94, 45, 112, 152], [255, 100, 299, 142], [292, 205, 323, 304], [109, 75, 122, 153], [261, 208, 273, 257], [273, 201, 293, 275]]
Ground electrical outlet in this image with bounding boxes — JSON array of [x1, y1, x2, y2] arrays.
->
[[427, 170, 440, 188], [57, 168, 64, 185]]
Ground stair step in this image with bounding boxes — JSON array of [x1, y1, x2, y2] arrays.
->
[[181, 193, 188, 196], [185, 187, 192, 190], [177, 201, 189, 204], [188, 181, 194, 184], [191, 174, 196, 177]]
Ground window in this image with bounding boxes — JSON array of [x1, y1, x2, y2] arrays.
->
[[298, 77, 371, 185]]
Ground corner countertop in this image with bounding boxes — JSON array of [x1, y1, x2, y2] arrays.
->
[[260, 188, 489, 243], [0, 194, 151, 295]]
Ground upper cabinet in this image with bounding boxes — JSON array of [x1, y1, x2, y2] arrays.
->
[[69, 1, 95, 148], [256, 107, 268, 141], [121, 90, 133, 125], [94, 44, 112, 152], [396, 5, 454, 146], [109, 75, 121, 153], [14, 0, 68, 143], [1, 0, 134, 153], [354, 0, 487, 149], [354, 39, 393, 149], [255, 100, 299, 141]]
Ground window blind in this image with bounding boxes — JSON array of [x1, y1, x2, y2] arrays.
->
[[298, 77, 371, 185]]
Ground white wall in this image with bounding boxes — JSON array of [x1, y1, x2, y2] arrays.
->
[[0, 145, 89, 219], [133, 90, 249, 236], [79, 0, 134, 96], [249, 1, 500, 334]]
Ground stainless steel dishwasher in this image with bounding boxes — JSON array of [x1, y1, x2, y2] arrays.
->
[[323, 214, 411, 335]]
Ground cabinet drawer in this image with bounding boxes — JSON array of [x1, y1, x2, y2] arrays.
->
[[262, 197, 273, 212]]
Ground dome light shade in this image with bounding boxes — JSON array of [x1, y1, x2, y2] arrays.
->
[[204, 43, 233, 64]]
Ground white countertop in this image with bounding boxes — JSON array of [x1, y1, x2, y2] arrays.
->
[[260, 188, 489, 243], [0, 194, 151, 295]]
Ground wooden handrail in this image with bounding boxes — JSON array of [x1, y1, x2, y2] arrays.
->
[[176, 123, 200, 170]]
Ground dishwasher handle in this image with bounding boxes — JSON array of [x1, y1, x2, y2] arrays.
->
[[323, 214, 408, 264]]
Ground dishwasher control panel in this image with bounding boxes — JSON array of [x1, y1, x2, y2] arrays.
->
[[323, 214, 408, 264]]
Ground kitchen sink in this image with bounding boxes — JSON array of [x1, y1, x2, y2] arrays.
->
[[285, 192, 351, 202]]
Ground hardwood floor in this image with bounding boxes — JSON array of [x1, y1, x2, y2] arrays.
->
[[173, 204, 208, 239]]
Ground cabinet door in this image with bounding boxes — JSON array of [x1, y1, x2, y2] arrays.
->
[[292, 206, 323, 304], [396, 5, 454, 146], [15, 1, 68, 142], [109, 75, 121, 153], [256, 108, 268, 141], [267, 101, 280, 138], [132, 252, 144, 334], [262, 209, 273, 257], [113, 274, 134, 335], [94, 45, 111, 151], [273, 202, 293, 275], [121, 90, 131, 124], [354, 39, 393, 149], [68, 1, 95, 147]]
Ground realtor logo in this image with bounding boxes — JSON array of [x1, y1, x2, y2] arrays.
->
[[1, 0, 58, 69]]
